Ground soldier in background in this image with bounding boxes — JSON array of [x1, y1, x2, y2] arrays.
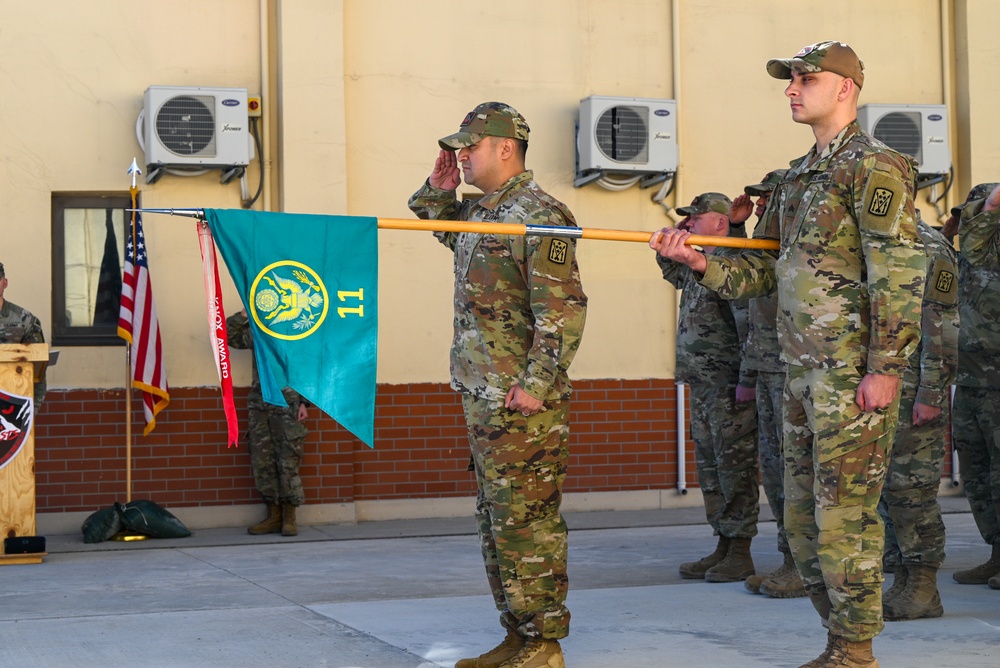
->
[[0, 261, 46, 407], [652, 192, 760, 584], [730, 170, 807, 600], [409, 101, 587, 668], [227, 309, 309, 537], [650, 41, 925, 668], [878, 211, 959, 620], [949, 182, 1000, 589]]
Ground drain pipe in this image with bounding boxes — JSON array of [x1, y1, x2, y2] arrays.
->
[[950, 384, 960, 486], [677, 382, 688, 494]]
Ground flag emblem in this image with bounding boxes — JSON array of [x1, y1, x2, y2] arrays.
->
[[250, 261, 329, 340]]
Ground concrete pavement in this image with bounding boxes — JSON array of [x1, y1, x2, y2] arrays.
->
[[0, 497, 997, 667]]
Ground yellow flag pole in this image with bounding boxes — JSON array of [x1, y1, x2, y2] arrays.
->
[[131, 209, 780, 251], [376, 218, 780, 250]]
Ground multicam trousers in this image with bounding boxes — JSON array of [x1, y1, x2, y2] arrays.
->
[[688, 382, 760, 539], [462, 393, 570, 640], [247, 388, 307, 506], [783, 366, 898, 642], [757, 370, 789, 553], [952, 385, 1000, 546], [879, 375, 948, 568]]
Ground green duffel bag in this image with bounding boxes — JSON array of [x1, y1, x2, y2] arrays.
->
[[114, 499, 192, 539], [81, 506, 122, 543]]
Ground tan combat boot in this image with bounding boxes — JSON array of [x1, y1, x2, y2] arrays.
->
[[281, 503, 298, 536], [679, 536, 730, 579], [498, 639, 564, 668], [798, 632, 835, 668], [455, 630, 525, 668], [247, 502, 282, 535], [883, 564, 943, 620], [759, 551, 807, 598], [705, 537, 755, 583], [953, 542, 1000, 584], [812, 636, 878, 668], [881, 564, 908, 607]]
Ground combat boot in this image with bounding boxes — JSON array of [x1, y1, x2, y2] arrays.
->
[[455, 630, 525, 668], [759, 551, 807, 598], [810, 636, 878, 668], [679, 535, 730, 579], [881, 564, 908, 607], [705, 537, 754, 583], [247, 502, 282, 535], [281, 503, 298, 536], [798, 632, 834, 668], [953, 542, 1000, 584], [497, 639, 564, 668], [884, 565, 943, 621]]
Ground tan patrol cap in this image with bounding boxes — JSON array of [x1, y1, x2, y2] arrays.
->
[[766, 40, 865, 89], [438, 101, 530, 150], [951, 182, 999, 217], [676, 192, 732, 217], [744, 169, 788, 196]]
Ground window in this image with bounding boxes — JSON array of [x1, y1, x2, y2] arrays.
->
[[51, 193, 132, 346]]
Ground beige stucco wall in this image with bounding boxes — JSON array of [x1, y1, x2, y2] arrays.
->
[[1, 0, 996, 393]]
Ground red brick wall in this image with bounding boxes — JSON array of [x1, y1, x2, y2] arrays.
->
[[34, 379, 693, 513]]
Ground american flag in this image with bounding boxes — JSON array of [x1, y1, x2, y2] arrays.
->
[[117, 194, 170, 434]]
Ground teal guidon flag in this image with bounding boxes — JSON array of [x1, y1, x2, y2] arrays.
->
[[205, 209, 378, 447]]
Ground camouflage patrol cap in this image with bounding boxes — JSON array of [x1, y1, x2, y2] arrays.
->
[[676, 192, 732, 217], [767, 40, 865, 89], [438, 101, 530, 150], [744, 169, 788, 196], [951, 182, 999, 217]]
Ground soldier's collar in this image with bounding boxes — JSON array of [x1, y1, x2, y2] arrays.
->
[[479, 171, 533, 210]]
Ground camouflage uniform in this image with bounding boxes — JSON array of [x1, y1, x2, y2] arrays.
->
[[879, 219, 958, 570], [952, 189, 1000, 552], [226, 311, 307, 507], [698, 121, 925, 642], [741, 172, 791, 561], [409, 166, 587, 642], [656, 246, 759, 542], [0, 298, 46, 406]]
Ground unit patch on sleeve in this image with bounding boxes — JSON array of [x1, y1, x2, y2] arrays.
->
[[548, 238, 568, 264], [534, 237, 573, 280], [859, 170, 905, 237], [925, 257, 958, 306]]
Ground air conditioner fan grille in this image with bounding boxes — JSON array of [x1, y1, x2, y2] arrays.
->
[[155, 95, 217, 157], [870, 112, 922, 165], [595, 105, 648, 163]]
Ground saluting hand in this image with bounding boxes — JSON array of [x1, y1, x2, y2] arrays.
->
[[429, 149, 461, 190], [729, 194, 754, 225]]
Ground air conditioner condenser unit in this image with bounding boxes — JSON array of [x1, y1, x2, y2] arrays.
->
[[857, 103, 950, 175], [142, 85, 251, 171], [577, 95, 678, 174]]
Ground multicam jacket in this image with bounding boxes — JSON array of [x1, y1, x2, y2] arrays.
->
[[408, 171, 588, 403], [656, 248, 756, 388], [700, 121, 924, 375], [909, 219, 959, 406], [0, 299, 46, 404], [956, 198, 1000, 389]]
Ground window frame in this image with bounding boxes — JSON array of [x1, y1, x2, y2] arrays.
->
[[51, 192, 133, 347]]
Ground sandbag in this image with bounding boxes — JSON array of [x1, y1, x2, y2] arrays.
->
[[114, 499, 191, 539]]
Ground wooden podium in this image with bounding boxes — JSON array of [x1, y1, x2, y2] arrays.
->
[[0, 343, 48, 565]]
